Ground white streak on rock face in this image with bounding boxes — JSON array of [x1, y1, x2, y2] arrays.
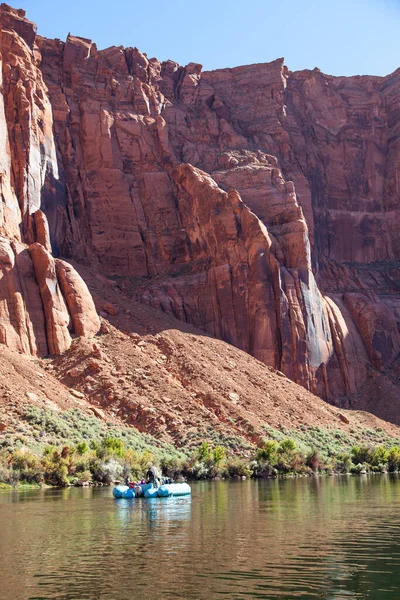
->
[[0, 59, 22, 240], [26, 87, 60, 217]]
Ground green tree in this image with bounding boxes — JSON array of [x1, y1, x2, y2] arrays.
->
[[370, 446, 388, 468], [351, 445, 372, 465], [255, 440, 278, 465], [212, 446, 226, 466], [197, 441, 211, 462], [388, 447, 400, 472]]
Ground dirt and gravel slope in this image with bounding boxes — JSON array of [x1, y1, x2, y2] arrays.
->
[[2, 263, 398, 454]]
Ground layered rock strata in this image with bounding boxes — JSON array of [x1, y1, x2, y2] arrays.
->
[[1, 3, 400, 406]]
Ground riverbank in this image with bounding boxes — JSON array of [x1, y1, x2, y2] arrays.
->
[[1, 405, 400, 487]]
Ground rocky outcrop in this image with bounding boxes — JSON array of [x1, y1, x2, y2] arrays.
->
[[0, 5, 100, 356], [33, 210, 52, 253], [55, 259, 100, 338], [0, 236, 48, 355], [0, 4, 400, 410], [29, 242, 71, 355], [0, 4, 60, 243]]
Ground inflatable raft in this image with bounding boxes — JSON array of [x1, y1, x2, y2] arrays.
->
[[113, 482, 191, 499]]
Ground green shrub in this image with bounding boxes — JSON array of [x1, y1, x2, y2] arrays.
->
[[9, 449, 43, 484], [90, 458, 123, 484], [350, 463, 367, 475], [387, 447, 400, 472], [225, 458, 251, 478], [197, 441, 211, 462], [306, 448, 323, 472], [76, 470, 92, 485], [334, 453, 351, 473], [351, 445, 372, 465], [102, 437, 125, 458], [255, 440, 278, 466], [370, 446, 389, 467], [76, 442, 89, 455], [41, 449, 69, 487], [160, 456, 184, 479], [276, 439, 304, 474], [186, 461, 209, 479], [212, 446, 226, 466], [123, 449, 154, 481], [278, 439, 297, 454], [0, 458, 20, 486]]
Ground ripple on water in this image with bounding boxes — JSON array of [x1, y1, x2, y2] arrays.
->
[[0, 476, 400, 599]]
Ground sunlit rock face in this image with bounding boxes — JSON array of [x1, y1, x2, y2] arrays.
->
[[0, 5, 100, 356], [1, 3, 400, 405]]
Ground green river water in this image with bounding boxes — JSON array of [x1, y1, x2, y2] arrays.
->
[[0, 476, 400, 599]]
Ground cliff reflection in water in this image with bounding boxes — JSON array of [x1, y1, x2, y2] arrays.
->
[[0, 475, 399, 599]]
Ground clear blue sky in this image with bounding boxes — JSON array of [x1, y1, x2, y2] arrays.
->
[[16, 0, 400, 76]]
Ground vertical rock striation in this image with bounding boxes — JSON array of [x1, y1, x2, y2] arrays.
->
[[0, 5, 100, 356], [0, 4, 400, 409]]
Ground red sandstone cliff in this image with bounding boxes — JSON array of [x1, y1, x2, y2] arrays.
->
[[1, 3, 400, 411], [0, 5, 100, 355]]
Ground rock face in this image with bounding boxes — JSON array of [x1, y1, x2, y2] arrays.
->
[[0, 4, 400, 408], [29, 242, 72, 355], [0, 5, 100, 356], [55, 259, 100, 338]]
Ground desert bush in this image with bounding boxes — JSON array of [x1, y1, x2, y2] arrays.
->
[[75, 442, 89, 455], [225, 458, 251, 478], [41, 449, 69, 487], [160, 455, 184, 479], [74, 458, 91, 474], [278, 439, 297, 454], [212, 446, 226, 466], [255, 440, 278, 463], [0, 453, 20, 485], [101, 437, 125, 458], [351, 445, 372, 465], [333, 453, 352, 473], [123, 449, 154, 480], [75, 470, 92, 485], [254, 440, 278, 474], [387, 446, 400, 472], [90, 458, 123, 484], [350, 463, 367, 475], [9, 449, 43, 484], [276, 439, 304, 474], [197, 441, 211, 462], [186, 461, 209, 479], [306, 448, 323, 472], [254, 438, 307, 475], [370, 446, 389, 468]]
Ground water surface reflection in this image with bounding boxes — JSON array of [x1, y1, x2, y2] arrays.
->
[[0, 475, 399, 599]]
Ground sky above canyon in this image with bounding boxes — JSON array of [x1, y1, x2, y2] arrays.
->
[[17, 0, 400, 76]]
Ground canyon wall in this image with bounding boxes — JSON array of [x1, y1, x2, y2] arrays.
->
[[1, 3, 400, 406], [0, 5, 100, 355]]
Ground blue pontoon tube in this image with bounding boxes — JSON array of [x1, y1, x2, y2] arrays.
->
[[113, 482, 191, 499]]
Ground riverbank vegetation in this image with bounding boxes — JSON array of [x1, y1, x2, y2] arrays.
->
[[1, 407, 400, 487]]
